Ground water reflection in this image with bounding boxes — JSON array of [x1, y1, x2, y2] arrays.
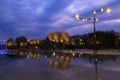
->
[[28, 51, 40, 59], [6, 50, 120, 80], [80, 54, 119, 63], [48, 53, 70, 70], [95, 60, 98, 80], [6, 50, 40, 59], [43, 52, 120, 80], [79, 54, 119, 80]]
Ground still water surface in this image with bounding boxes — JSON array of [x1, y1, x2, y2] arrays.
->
[[0, 50, 120, 80]]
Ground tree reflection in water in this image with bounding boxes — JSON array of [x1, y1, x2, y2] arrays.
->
[[6, 50, 120, 80], [78, 53, 119, 80], [48, 52, 71, 70], [6, 50, 40, 59], [44, 51, 120, 80]]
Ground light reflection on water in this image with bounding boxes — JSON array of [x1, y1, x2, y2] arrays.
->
[[0, 50, 7, 55], [0, 50, 120, 80]]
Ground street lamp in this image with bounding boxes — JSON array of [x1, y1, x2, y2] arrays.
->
[[75, 8, 111, 53]]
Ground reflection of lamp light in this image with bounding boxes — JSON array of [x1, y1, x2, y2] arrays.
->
[[61, 56, 65, 62], [62, 62, 69, 70], [49, 59, 54, 68], [80, 53, 82, 55], [95, 60, 98, 80], [55, 55, 60, 60], [72, 52, 75, 56], [20, 51, 24, 56], [36, 54, 40, 59], [53, 52, 55, 56], [79, 54, 81, 57], [54, 60, 60, 68], [45, 55, 47, 58], [95, 58, 97, 61], [66, 56, 70, 62]]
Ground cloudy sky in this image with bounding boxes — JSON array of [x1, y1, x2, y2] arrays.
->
[[0, 0, 120, 40]]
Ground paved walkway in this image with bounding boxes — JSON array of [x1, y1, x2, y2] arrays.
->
[[60, 49, 120, 55]]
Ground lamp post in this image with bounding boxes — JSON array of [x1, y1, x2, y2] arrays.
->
[[75, 8, 111, 53]]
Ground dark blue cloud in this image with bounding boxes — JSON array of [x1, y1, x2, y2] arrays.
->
[[0, 0, 120, 40]]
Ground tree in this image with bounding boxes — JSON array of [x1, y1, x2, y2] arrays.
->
[[15, 36, 27, 48], [47, 31, 70, 50], [7, 38, 14, 49]]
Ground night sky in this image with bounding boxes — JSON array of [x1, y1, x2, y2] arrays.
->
[[0, 0, 120, 40]]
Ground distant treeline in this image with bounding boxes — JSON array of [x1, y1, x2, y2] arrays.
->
[[71, 30, 120, 50], [6, 30, 120, 50]]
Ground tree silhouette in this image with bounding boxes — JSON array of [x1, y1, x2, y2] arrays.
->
[[7, 38, 14, 49], [15, 36, 27, 48]]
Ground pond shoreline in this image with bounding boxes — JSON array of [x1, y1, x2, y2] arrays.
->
[[1, 49, 120, 55]]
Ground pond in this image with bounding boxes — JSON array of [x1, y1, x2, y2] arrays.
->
[[0, 50, 120, 80]]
